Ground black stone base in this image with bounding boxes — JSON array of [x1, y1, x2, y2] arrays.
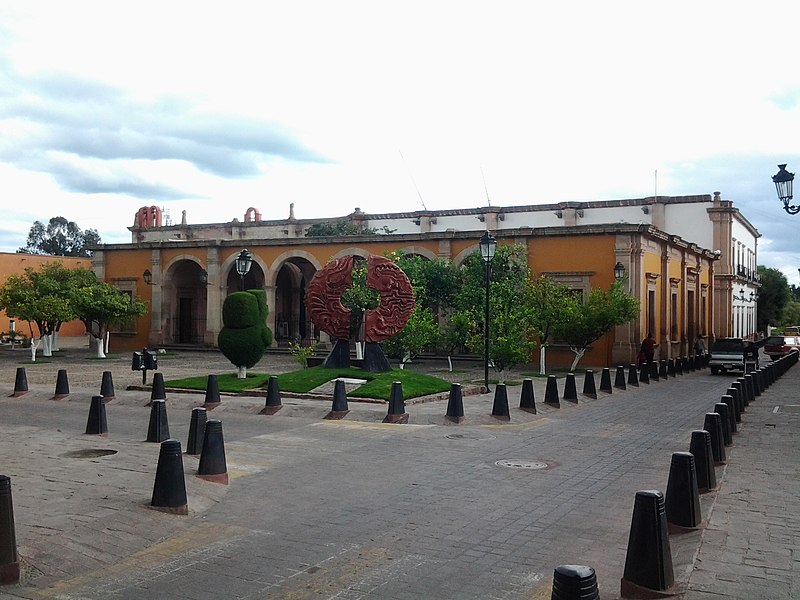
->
[[361, 343, 392, 372], [323, 339, 351, 368]]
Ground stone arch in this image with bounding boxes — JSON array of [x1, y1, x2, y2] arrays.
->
[[135, 205, 162, 228], [161, 256, 208, 345], [244, 207, 261, 222], [271, 252, 320, 344], [452, 244, 480, 268], [397, 246, 437, 261], [329, 247, 371, 261], [221, 252, 268, 295]]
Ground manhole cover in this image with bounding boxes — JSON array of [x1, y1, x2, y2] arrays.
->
[[494, 459, 550, 470], [446, 432, 496, 441], [61, 449, 118, 459]]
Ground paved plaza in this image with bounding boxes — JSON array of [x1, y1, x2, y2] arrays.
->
[[0, 338, 797, 599]]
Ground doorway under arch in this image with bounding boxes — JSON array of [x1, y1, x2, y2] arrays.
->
[[164, 259, 208, 345], [274, 257, 318, 344]]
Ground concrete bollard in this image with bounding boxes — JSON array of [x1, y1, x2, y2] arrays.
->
[[721, 395, 738, 434], [675, 357, 684, 375], [100, 371, 115, 402], [52, 368, 70, 400], [703, 412, 726, 465], [563, 373, 578, 403], [658, 360, 668, 379], [203, 374, 221, 409], [491, 383, 510, 421], [519, 378, 536, 414], [620, 490, 675, 597], [197, 419, 228, 484], [726, 387, 743, 423], [714, 403, 733, 447], [10, 367, 27, 398], [445, 383, 465, 423], [667, 358, 676, 378], [85, 395, 108, 436], [0, 475, 19, 584], [325, 379, 350, 420], [383, 381, 408, 423], [260, 375, 283, 415], [582, 369, 597, 399], [639, 362, 650, 384], [614, 366, 627, 391], [689, 430, 716, 493], [650, 360, 660, 381], [551, 564, 600, 600], [736, 377, 751, 407], [730, 382, 746, 414], [665, 451, 702, 531], [150, 440, 188, 515], [146, 399, 170, 442], [627, 364, 639, 387], [544, 375, 561, 407], [186, 407, 207, 455]]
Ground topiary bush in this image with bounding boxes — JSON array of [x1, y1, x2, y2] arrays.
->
[[218, 290, 273, 378]]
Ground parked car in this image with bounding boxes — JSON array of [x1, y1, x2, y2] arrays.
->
[[709, 337, 758, 375], [763, 335, 800, 360]]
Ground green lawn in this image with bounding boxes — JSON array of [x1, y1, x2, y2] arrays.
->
[[165, 365, 450, 400]]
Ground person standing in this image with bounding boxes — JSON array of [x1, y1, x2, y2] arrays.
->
[[639, 332, 657, 364]]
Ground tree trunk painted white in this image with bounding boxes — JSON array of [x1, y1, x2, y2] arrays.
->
[[30, 338, 39, 362], [52, 331, 60, 352], [355, 341, 364, 360], [94, 337, 106, 359], [447, 355, 453, 372], [237, 366, 247, 379], [569, 348, 586, 372], [104, 330, 110, 354], [42, 333, 53, 357], [539, 346, 547, 374]]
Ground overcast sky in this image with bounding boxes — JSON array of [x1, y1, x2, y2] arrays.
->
[[1, 2, 799, 280]]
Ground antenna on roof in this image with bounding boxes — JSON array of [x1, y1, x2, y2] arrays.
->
[[481, 164, 492, 206], [654, 169, 658, 202], [398, 150, 427, 211]]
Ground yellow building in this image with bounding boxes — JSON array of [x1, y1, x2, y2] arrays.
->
[[92, 197, 724, 369]]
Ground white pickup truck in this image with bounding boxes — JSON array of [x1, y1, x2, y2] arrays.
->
[[709, 337, 758, 375]]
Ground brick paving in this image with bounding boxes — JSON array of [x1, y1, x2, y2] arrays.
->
[[0, 339, 796, 599]]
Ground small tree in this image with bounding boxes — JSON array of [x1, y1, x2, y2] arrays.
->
[[554, 280, 639, 371], [218, 290, 273, 378], [383, 305, 439, 368], [528, 275, 579, 374], [757, 266, 791, 332], [439, 309, 475, 371]]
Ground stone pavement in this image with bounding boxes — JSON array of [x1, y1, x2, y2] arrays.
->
[[0, 339, 796, 599]]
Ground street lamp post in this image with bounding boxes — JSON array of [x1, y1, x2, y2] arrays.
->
[[614, 261, 626, 282], [772, 164, 797, 214], [479, 231, 496, 392], [235, 249, 253, 291]]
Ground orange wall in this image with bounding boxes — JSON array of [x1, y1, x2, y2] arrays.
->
[[0, 253, 92, 337]]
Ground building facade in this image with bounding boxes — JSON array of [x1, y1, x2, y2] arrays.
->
[[90, 191, 760, 368]]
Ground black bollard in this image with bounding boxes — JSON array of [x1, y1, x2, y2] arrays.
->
[[0, 476, 19, 584], [714, 403, 733, 447], [10, 367, 27, 398], [445, 383, 465, 423], [665, 452, 702, 531], [563, 372, 578, 403], [726, 386, 743, 423], [650, 360, 660, 381], [51, 368, 70, 400], [326, 379, 350, 420], [599, 368, 613, 394], [146, 399, 170, 442], [614, 366, 627, 391], [721, 395, 738, 434], [703, 413, 726, 465], [186, 407, 207, 455], [551, 564, 600, 600], [620, 490, 675, 597], [676, 357, 684, 375], [731, 381, 746, 415], [658, 360, 668, 379], [100, 371, 115, 402], [519, 378, 536, 414], [85, 395, 108, 436], [737, 377, 751, 407], [689, 430, 716, 493], [383, 381, 408, 423], [203, 374, 221, 408], [627, 364, 639, 387], [544, 375, 561, 407], [667, 358, 676, 378], [582, 370, 597, 399], [150, 439, 188, 515], [744, 373, 757, 403], [197, 419, 228, 484], [491, 383, 510, 421], [639, 362, 650, 384], [148, 372, 166, 406], [260, 375, 283, 415]]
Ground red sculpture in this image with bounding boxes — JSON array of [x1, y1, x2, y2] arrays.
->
[[305, 254, 414, 342]]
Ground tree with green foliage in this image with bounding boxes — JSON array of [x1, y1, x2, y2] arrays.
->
[[382, 304, 439, 368], [18, 217, 101, 257], [528, 275, 579, 374], [781, 300, 800, 327], [71, 272, 147, 358], [218, 290, 273, 378], [439, 309, 475, 371], [553, 280, 639, 371], [305, 221, 395, 237], [340, 257, 379, 358], [757, 266, 791, 333]]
